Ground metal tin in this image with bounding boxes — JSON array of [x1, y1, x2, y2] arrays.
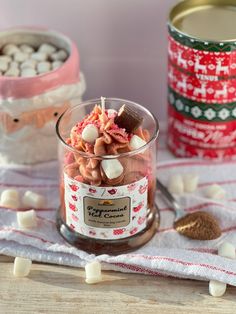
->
[[167, 0, 236, 160]]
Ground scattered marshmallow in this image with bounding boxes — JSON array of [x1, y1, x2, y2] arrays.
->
[[218, 242, 236, 259], [0, 189, 20, 208], [31, 52, 47, 62], [82, 124, 99, 143], [183, 173, 199, 193], [39, 43, 56, 54], [17, 209, 37, 229], [0, 55, 11, 63], [107, 109, 117, 118], [19, 44, 34, 54], [0, 60, 8, 72], [22, 191, 45, 209], [101, 159, 123, 179], [2, 44, 20, 56], [13, 257, 32, 277], [167, 174, 184, 195], [5, 67, 20, 77], [129, 135, 146, 151], [51, 49, 67, 61], [21, 68, 37, 77], [85, 260, 102, 284], [37, 61, 51, 74], [205, 184, 226, 200], [209, 280, 227, 297], [13, 51, 29, 63], [52, 60, 63, 70], [20, 59, 36, 70]]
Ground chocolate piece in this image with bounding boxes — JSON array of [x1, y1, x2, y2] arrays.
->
[[115, 105, 143, 133]]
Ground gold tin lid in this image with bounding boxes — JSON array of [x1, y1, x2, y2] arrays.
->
[[170, 0, 236, 42]]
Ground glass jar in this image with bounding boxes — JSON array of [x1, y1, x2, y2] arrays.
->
[[56, 98, 159, 255]]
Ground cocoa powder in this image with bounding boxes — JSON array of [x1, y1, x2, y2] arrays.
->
[[174, 211, 221, 240]]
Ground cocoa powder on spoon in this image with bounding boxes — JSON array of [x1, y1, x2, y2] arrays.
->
[[174, 211, 221, 240]]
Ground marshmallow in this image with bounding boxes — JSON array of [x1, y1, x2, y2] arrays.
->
[[31, 52, 47, 62], [0, 55, 11, 63], [17, 209, 37, 229], [37, 61, 51, 74], [2, 44, 20, 56], [0, 60, 8, 72], [10, 61, 19, 68], [0, 189, 20, 208], [52, 61, 63, 70], [5, 67, 20, 77], [205, 184, 226, 200], [129, 135, 146, 151], [22, 191, 45, 209], [13, 51, 29, 63], [82, 124, 99, 143], [183, 173, 199, 193], [51, 49, 67, 61], [168, 174, 184, 195], [38, 43, 56, 54], [13, 257, 32, 277], [20, 59, 36, 70], [101, 159, 123, 179], [107, 109, 117, 118], [209, 280, 227, 297], [218, 242, 236, 259], [19, 44, 34, 54], [85, 260, 102, 284], [21, 68, 37, 77]]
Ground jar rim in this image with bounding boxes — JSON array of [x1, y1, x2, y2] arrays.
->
[[56, 97, 159, 159]]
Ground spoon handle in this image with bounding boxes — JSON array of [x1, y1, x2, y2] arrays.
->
[[156, 179, 184, 220]]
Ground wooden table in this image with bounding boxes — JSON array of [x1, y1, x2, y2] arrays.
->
[[0, 255, 235, 314]]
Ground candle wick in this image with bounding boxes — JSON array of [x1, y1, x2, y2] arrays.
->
[[101, 97, 106, 112]]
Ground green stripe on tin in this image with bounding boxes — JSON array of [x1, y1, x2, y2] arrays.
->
[[168, 25, 236, 52], [168, 86, 236, 122]]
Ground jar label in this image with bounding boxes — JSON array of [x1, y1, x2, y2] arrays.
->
[[64, 173, 148, 240]]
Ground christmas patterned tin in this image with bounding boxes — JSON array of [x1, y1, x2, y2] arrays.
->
[[168, 0, 236, 160]]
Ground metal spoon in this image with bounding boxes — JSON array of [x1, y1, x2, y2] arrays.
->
[[156, 179, 221, 240]]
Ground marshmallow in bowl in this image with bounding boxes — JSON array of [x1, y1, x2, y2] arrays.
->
[[38, 43, 56, 55], [52, 61, 63, 70], [20, 59, 37, 70], [129, 135, 146, 150], [37, 61, 51, 74], [0, 55, 11, 63], [5, 67, 20, 77], [21, 68, 37, 77], [101, 159, 123, 179], [51, 49, 67, 61], [31, 52, 47, 62], [0, 189, 20, 208], [13, 51, 29, 63], [19, 44, 35, 54], [2, 44, 20, 56], [0, 60, 8, 72]]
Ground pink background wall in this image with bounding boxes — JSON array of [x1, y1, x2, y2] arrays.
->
[[0, 0, 178, 121]]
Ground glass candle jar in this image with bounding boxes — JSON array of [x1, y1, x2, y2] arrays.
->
[[56, 98, 159, 255]]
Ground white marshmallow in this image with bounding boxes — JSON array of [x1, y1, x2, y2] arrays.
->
[[82, 124, 99, 143], [22, 191, 45, 209], [52, 61, 63, 70], [13, 257, 32, 277], [218, 242, 235, 259], [183, 173, 199, 193], [5, 67, 20, 77], [85, 260, 102, 284], [17, 209, 37, 229], [107, 109, 117, 118], [31, 52, 47, 62], [38, 43, 56, 54], [21, 68, 37, 77], [19, 44, 34, 54], [13, 51, 29, 63], [209, 280, 227, 297], [0, 60, 8, 72], [2, 44, 20, 56], [20, 59, 36, 70], [129, 135, 146, 151], [205, 184, 226, 200], [37, 61, 51, 74], [10, 61, 19, 68], [0, 189, 20, 208], [51, 49, 67, 61], [0, 55, 11, 63], [168, 174, 184, 195], [101, 159, 123, 179]]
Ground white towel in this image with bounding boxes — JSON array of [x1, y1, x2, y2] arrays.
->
[[0, 132, 236, 286]]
